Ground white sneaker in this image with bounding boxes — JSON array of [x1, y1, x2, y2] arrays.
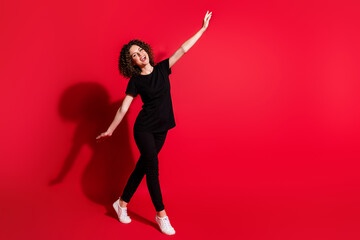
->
[[113, 199, 131, 224], [155, 215, 176, 235]]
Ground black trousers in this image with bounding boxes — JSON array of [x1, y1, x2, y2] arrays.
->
[[121, 130, 168, 212]]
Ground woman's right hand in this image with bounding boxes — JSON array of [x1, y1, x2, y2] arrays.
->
[[96, 130, 112, 142], [201, 11, 212, 31]]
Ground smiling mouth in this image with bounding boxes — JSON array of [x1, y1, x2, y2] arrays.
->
[[141, 56, 146, 62]]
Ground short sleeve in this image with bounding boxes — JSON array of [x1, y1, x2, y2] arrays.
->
[[125, 77, 138, 97], [157, 58, 171, 75]]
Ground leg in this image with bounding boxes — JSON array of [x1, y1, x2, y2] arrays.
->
[[153, 131, 169, 217], [120, 155, 146, 206], [151, 131, 175, 235], [133, 131, 167, 212], [119, 131, 167, 207]]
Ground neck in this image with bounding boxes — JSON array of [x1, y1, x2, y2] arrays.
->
[[140, 64, 153, 75]]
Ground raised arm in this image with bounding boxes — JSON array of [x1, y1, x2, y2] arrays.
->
[[169, 11, 212, 68], [96, 94, 134, 141]]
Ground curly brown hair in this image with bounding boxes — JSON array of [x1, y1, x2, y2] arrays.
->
[[118, 39, 155, 79]]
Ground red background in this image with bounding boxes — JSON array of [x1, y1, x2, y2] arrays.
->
[[1, 0, 360, 239]]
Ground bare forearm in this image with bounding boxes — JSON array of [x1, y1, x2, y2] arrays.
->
[[107, 108, 126, 134], [169, 11, 211, 68], [181, 28, 206, 53]]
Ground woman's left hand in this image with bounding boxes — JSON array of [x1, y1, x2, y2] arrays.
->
[[202, 11, 212, 31]]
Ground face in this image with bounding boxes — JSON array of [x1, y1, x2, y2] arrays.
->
[[129, 44, 150, 67]]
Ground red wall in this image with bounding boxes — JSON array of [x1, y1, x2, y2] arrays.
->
[[1, 0, 360, 239]]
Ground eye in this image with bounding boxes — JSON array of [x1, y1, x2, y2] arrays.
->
[[140, 48, 143, 52]]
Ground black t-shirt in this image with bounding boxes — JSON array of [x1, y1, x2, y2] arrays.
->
[[125, 58, 176, 133]]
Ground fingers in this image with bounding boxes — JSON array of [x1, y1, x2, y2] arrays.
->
[[202, 11, 212, 30], [203, 11, 212, 29], [204, 10, 212, 22], [96, 136, 107, 143], [96, 132, 110, 142]]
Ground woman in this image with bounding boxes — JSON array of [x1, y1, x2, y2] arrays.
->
[[96, 11, 212, 235]]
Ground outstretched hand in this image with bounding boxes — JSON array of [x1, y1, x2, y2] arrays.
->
[[96, 131, 112, 142], [202, 11, 212, 31]]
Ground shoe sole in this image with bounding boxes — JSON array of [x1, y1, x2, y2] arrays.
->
[[113, 199, 131, 224]]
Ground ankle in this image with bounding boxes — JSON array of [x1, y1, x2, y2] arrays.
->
[[119, 198, 128, 208], [157, 210, 167, 218]]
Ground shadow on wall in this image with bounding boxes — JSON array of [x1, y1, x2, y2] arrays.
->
[[49, 82, 135, 214]]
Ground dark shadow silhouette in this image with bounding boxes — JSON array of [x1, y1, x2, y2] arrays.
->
[[49, 82, 155, 227]]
